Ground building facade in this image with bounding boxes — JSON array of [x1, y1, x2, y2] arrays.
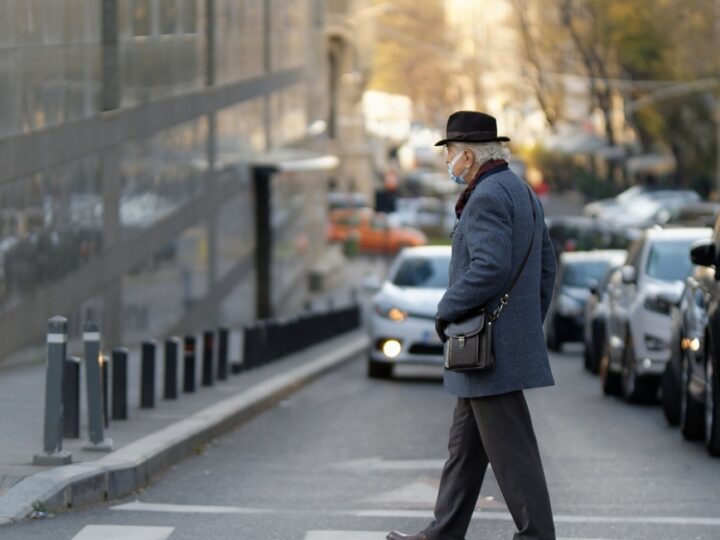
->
[[0, 0, 374, 365]]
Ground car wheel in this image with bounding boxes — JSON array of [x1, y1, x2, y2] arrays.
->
[[621, 331, 656, 403], [367, 358, 393, 379], [588, 320, 605, 374], [600, 339, 621, 396], [704, 353, 720, 456], [661, 361, 681, 426], [547, 320, 562, 352], [680, 353, 704, 440]]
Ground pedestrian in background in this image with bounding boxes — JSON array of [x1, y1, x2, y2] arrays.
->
[[387, 111, 558, 540]]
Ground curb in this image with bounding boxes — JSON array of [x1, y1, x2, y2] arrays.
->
[[0, 332, 369, 525]]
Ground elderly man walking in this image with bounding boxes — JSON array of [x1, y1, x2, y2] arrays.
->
[[387, 111, 557, 540]]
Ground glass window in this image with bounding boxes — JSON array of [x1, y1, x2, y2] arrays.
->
[[160, 0, 178, 35], [133, 0, 152, 37], [562, 261, 610, 288], [645, 241, 695, 282], [181, 0, 198, 33], [392, 256, 450, 289]]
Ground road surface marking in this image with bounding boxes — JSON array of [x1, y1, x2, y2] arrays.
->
[[303, 534, 617, 540], [332, 458, 447, 471], [71, 525, 174, 540], [112, 501, 720, 527]]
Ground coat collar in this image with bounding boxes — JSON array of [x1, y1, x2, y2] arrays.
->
[[454, 160, 508, 219]]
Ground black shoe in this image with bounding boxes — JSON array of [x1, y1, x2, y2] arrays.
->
[[386, 532, 430, 540]]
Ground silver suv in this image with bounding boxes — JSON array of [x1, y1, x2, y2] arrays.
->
[[601, 227, 712, 402]]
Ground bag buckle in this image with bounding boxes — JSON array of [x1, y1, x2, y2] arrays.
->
[[459, 336, 466, 348]]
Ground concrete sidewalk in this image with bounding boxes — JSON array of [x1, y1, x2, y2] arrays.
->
[[0, 328, 369, 525]]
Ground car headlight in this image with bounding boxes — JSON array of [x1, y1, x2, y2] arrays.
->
[[643, 296, 672, 315], [374, 303, 408, 322], [557, 294, 582, 316]]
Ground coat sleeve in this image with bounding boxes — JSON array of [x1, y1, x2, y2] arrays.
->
[[436, 185, 513, 322], [540, 219, 557, 323]]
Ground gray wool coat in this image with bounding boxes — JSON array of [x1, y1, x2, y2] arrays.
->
[[437, 165, 557, 397]]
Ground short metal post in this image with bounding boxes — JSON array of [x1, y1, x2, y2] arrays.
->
[[218, 327, 228, 380], [202, 330, 214, 387], [83, 322, 112, 451], [63, 356, 81, 439], [140, 341, 156, 408], [164, 337, 180, 399], [101, 354, 109, 428], [183, 335, 196, 393], [111, 348, 128, 420], [34, 316, 72, 465]]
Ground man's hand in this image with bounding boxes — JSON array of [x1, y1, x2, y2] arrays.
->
[[435, 317, 449, 343]]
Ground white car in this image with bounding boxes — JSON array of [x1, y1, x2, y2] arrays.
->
[[602, 227, 712, 402], [365, 246, 450, 379]]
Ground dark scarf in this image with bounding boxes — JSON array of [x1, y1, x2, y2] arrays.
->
[[454, 159, 508, 219]]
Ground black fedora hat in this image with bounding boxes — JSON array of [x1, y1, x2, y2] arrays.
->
[[434, 111, 510, 146]]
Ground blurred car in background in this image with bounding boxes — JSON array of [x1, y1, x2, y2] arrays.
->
[[546, 216, 636, 259], [606, 190, 702, 229], [660, 231, 720, 456], [583, 186, 700, 222], [364, 246, 450, 379], [392, 197, 456, 237], [327, 208, 426, 254], [545, 250, 625, 352], [583, 185, 658, 219], [328, 191, 369, 211], [660, 202, 720, 228], [600, 227, 711, 403], [583, 256, 628, 373], [661, 262, 711, 431]]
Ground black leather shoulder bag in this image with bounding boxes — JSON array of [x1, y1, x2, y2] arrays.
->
[[444, 184, 537, 372]]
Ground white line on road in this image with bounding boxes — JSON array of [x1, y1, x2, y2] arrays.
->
[[112, 501, 720, 527], [303, 533, 617, 540], [71, 525, 174, 540]]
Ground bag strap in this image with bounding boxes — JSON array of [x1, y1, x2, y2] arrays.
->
[[490, 184, 537, 321]]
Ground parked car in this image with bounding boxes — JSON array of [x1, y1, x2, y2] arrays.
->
[[327, 208, 427, 254], [662, 229, 720, 455], [583, 185, 659, 219], [546, 216, 635, 260], [365, 246, 450, 378], [600, 227, 712, 403], [392, 197, 456, 236], [583, 256, 628, 373], [660, 202, 720, 228], [661, 263, 712, 430], [545, 250, 626, 352]]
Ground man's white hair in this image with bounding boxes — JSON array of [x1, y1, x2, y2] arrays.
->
[[453, 141, 510, 166]]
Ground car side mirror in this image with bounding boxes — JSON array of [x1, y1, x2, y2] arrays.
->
[[621, 265, 636, 284], [690, 240, 716, 268]]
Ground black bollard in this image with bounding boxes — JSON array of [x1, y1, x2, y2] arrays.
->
[[63, 356, 81, 439], [140, 341, 156, 409], [202, 330, 214, 387], [101, 354, 109, 428], [218, 327, 229, 380], [164, 337, 180, 400], [183, 336, 196, 393], [111, 348, 129, 420]]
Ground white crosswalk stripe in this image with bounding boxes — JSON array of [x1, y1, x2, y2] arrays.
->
[[71, 525, 174, 540]]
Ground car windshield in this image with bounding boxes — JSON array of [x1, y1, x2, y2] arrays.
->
[[562, 261, 611, 288], [392, 256, 450, 288], [645, 240, 695, 282]]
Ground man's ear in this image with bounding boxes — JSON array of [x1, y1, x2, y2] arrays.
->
[[464, 149, 475, 168]]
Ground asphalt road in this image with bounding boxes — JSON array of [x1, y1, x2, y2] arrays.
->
[[5, 344, 720, 540]]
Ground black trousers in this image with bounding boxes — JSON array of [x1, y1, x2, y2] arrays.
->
[[425, 391, 555, 540]]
